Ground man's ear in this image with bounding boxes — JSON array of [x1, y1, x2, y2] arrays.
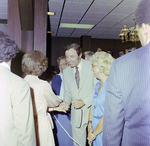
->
[[79, 53, 82, 58], [142, 23, 146, 28], [145, 23, 150, 37], [142, 23, 148, 35]]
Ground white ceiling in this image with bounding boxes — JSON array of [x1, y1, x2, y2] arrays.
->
[[48, 0, 141, 39], [0, 0, 141, 39]]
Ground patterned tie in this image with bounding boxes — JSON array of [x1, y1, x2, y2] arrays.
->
[[75, 67, 80, 88]]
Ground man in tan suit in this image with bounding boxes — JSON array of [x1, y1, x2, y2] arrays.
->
[[0, 31, 36, 146], [63, 43, 96, 146]]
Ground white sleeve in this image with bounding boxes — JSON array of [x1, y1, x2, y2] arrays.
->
[[43, 82, 61, 107]]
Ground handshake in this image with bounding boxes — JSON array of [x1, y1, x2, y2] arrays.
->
[[61, 99, 85, 110], [57, 99, 85, 112], [60, 99, 85, 111], [59, 102, 70, 112], [48, 102, 70, 113], [48, 99, 85, 113]]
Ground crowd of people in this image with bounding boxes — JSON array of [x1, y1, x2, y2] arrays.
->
[[1, 0, 150, 146]]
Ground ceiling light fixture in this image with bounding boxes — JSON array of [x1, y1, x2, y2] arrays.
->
[[47, 12, 55, 15], [119, 19, 139, 43], [60, 23, 94, 29]]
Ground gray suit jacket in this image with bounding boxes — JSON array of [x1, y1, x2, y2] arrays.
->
[[0, 65, 36, 146], [63, 59, 96, 127], [103, 43, 150, 146]]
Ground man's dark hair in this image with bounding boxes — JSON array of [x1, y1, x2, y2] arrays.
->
[[119, 50, 125, 53], [0, 31, 19, 63], [65, 43, 82, 56], [107, 49, 113, 57], [135, 0, 150, 27]]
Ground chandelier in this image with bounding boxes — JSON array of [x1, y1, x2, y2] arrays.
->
[[119, 19, 139, 43]]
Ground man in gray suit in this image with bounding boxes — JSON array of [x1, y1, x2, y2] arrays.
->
[[0, 32, 36, 146], [63, 43, 96, 146], [103, 0, 150, 145]]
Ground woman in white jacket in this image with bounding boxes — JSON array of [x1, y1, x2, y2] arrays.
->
[[22, 50, 66, 146]]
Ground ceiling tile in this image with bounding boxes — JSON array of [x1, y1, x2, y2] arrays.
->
[[67, 0, 93, 3], [94, 25, 110, 30], [0, 0, 7, 5], [79, 19, 100, 24], [49, 17, 60, 23], [93, 0, 122, 6], [103, 13, 130, 22], [98, 20, 118, 26], [121, 0, 142, 7], [49, 1, 64, 12], [62, 11, 85, 19], [0, 6, 7, 14], [50, 22, 59, 28], [83, 13, 106, 20], [88, 4, 116, 14], [0, 13, 7, 19], [73, 29, 90, 33], [57, 32, 71, 37], [111, 5, 136, 15], [64, 2, 91, 12], [58, 28, 74, 33], [61, 18, 80, 23], [50, 27, 57, 33]]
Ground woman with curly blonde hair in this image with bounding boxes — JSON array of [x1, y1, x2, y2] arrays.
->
[[87, 51, 114, 146]]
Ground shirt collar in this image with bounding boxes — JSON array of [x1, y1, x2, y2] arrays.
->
[[0, 62, 11, 70], [76, 58, 82, 71]]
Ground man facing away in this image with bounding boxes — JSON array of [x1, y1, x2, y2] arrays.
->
[[0, 31, 36, 146], [83, 51, 94, 61], [103, 0, 150, 145], [62, 43, 96, 146], [97, 48, 102, 52]]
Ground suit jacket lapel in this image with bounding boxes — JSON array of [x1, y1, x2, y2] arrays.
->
[[79, 60, 89, 90]]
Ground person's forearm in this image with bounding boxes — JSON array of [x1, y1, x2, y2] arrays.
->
[[88, 107, 93, 133], [93, 116, 103, 136], [88, 107, 93, 121]]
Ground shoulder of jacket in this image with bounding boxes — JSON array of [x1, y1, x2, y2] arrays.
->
[[10, 73, 30, 89]]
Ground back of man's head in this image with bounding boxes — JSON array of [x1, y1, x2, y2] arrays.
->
[[135, 0, 150, 27], [0, 31, 19, 63], [84, 51, 94, 60]]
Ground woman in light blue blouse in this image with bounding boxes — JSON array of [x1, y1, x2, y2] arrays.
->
[[87, 52, 114, 146]]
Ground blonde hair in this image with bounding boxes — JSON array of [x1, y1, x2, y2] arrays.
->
[[22, 50, 48, 76], [91, 51, 114, 76]]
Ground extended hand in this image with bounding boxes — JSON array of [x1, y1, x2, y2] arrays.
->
[[88, 123, 93, 134], [71, 99, 85, 109], [60, 102, 70, 111], [55, 104, 68, 113], [87, 132, 96, 145]]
